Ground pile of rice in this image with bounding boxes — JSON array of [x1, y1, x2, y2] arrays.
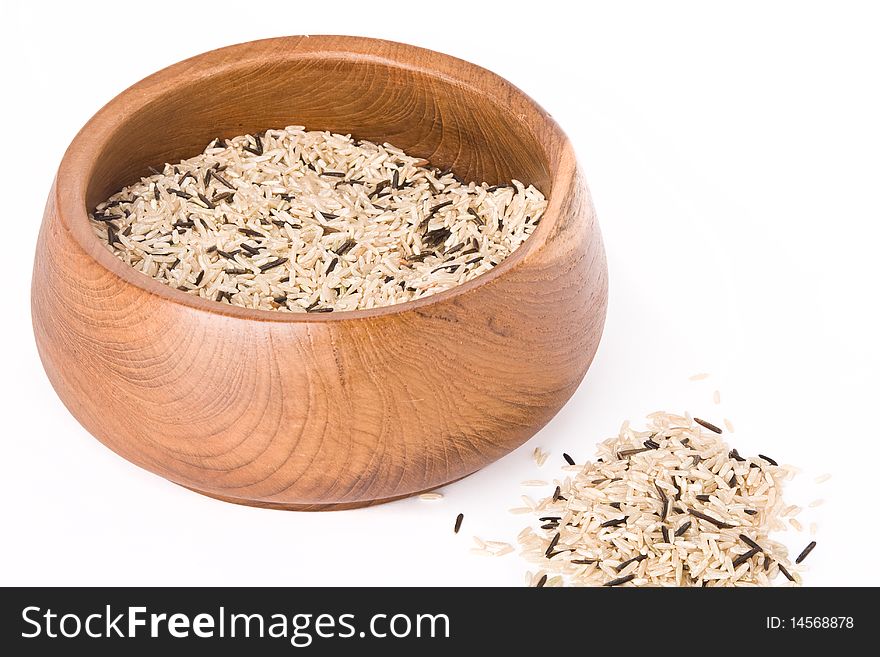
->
[[89, 127, 546, 312], [518, 413, 810, 587]]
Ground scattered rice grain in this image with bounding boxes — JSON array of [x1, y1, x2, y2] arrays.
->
[[795, 541, 817, 564], [532, 447, 550, 467]]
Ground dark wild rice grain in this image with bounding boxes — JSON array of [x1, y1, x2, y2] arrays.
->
[[687, 508, 733, 529], [694, 418, 722, 434], [778, 563, 796, 582], [739, 534, 764, 552], [616, 554, 647, 572], [732, 548, 760, 568], [795, 541, 816, 564], [259, 257, 288, 272]]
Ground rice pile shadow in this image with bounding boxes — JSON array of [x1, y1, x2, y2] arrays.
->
[[89, 127, 546, 313], [518, 412, 817, 587]]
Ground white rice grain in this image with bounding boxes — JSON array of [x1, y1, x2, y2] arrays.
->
[[532, 447, 550, 467]]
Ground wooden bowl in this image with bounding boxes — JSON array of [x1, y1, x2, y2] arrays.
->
[[31, 36, 607, 510]]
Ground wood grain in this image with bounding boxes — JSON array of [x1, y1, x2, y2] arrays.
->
[[31, 36, 608, 510]]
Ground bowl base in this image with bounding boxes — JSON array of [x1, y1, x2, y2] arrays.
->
[[181, 475, 471, 511]]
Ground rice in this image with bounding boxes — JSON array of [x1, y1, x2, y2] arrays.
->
[[532, 447, 550, 467], [88, 127, 546, 312], [518, 413, 814, 586], [472, 538, 515, 557]]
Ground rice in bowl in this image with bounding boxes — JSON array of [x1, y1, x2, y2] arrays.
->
[[89, 127, 547, 313]]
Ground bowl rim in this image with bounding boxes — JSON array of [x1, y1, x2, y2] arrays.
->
[[53, 35, 575, 323]]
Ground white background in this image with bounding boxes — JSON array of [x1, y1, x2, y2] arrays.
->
[[1, 1, 877, 586]]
